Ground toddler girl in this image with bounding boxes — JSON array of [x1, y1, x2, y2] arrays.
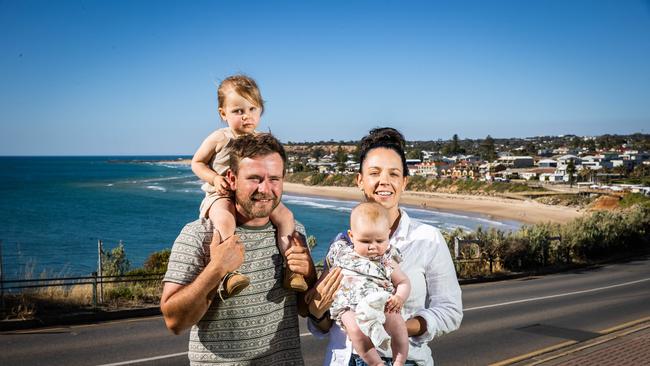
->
[[191, 74, 307, 298]]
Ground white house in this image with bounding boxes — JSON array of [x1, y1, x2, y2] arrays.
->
[[537, 159, 558, 168], [539, 173, 565, 183], [496, 156, 535, 168]]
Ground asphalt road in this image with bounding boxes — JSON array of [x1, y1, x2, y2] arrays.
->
[[2, 256, 649, 366]]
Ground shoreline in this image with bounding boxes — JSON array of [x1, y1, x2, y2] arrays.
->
[[283, 182, 583, 225], [148, 159, 584, 224]]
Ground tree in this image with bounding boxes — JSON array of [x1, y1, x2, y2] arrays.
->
[[480, 135, 497, 162], [585, 139, 596, 153], [101, 242, 131, 276], [291, 161, 305, 172], [451, 134, 461, 154], [613, 164, 630, 178], [442, 134, 464, 155], [144, 249, 170, 273], [406, 149, 421, 160], [310, 147, 325, 160], [335, 146, 347, 171], [570, 136, 581, 149], [566, 159, 576, 188]]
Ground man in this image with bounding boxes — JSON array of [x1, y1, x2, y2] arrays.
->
[[161, 133, 316, 365]]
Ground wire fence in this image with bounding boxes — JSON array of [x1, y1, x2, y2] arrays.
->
[[452, 235, 563, 276], [0, 239, 166, 314], [0, 271, 164, 312]]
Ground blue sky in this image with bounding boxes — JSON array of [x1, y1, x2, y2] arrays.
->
[[1, 0, 649, 155]]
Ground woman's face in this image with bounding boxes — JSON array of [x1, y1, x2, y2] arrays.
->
[[356, 147, 408, 212]]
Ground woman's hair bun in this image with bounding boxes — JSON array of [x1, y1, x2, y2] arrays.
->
[[358, 127, 409, 176], [361, 127, 406, 152]]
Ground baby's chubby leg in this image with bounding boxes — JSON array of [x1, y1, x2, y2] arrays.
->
[[384, 312, 409, 366], [340, 311, 384, 366]]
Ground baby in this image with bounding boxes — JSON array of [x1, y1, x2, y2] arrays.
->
[[191, 74, 306, 298], [326, 202, 411, 366]]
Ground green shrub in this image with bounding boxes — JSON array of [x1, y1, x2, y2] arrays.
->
[[101, 243, 131, 276], [448, 205, 649, 277], [105, 285, 133, 301], [620, 193, 650, 208], [144, 249, 170, 273]]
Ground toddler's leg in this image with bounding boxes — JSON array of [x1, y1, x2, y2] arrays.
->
[[208, 199, 249, 299], [270, 203, 307, 292], [208, 198, 236, 241], [341, 311, 384, 366], [384, 312, 409, 366]]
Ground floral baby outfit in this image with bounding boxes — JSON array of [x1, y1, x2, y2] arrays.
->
[[327, 232, 403, 325]]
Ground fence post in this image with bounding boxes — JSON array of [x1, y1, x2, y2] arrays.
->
[[453, 237, 460, 273], [97, 240, 103, 304], [91, 271, 97, 310]]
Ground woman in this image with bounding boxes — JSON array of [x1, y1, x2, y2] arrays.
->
[[306, 128, 463, 366]]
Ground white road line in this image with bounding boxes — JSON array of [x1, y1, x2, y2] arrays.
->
[[94, 334, 315, 365], [464, 277, 650, 312], [94, 277, 650, 365], [95, 352, 188, 366]]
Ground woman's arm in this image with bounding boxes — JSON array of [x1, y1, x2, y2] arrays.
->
[[410, 229, 463, 342], [306, 267, 343, 331]]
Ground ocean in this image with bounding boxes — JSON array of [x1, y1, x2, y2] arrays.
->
[[0, 157, 521, 279]]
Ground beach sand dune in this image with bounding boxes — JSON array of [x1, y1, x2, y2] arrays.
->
[[283, 182, 583, 225]]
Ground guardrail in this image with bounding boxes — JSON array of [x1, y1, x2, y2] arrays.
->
[[453, 235, 563, 275], [0, 271, 164, 312]]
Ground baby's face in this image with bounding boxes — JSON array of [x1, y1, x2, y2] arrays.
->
[[349, 221, 390, 259], [219, 88, 261, 136]]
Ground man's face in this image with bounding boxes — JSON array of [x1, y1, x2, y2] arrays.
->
[[230, 153, 284, 220]]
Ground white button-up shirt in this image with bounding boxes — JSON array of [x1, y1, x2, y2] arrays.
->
[[309, 209, 463, 366]]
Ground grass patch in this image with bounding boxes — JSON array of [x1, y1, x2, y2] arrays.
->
[[620, 193, 650, 208]]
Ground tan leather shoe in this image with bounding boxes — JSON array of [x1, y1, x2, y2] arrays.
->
[[284, 269, 308, 292], [220, 272, 250, 299]]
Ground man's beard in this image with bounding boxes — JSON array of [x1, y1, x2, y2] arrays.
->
[[236, 191, 281, 219]]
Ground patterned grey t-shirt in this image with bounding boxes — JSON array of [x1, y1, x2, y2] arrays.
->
[[163, 218, 305, 366]]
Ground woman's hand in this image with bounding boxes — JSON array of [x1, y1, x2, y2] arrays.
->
[[307, 267, 343, 319]]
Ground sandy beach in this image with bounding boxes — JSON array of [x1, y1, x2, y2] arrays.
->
[[153, 158, 584, 224], [283, 182, 583, 225]]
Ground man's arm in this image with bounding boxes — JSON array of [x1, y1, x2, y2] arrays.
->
[[160, 235, 244, 334]]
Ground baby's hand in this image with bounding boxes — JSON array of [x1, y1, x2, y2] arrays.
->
[[385, 294, 404, 313], [212, 175, 230, 195]]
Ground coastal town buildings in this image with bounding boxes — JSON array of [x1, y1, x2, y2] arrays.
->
[[284, 134, 650, 194]]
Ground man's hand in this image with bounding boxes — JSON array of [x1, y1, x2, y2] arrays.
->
[[284, 232, 312, 277], [209, 234, 244, 274], [385, 294, 404, 313], [212, 175, 230, 195], [307, 267, 343, 319]]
